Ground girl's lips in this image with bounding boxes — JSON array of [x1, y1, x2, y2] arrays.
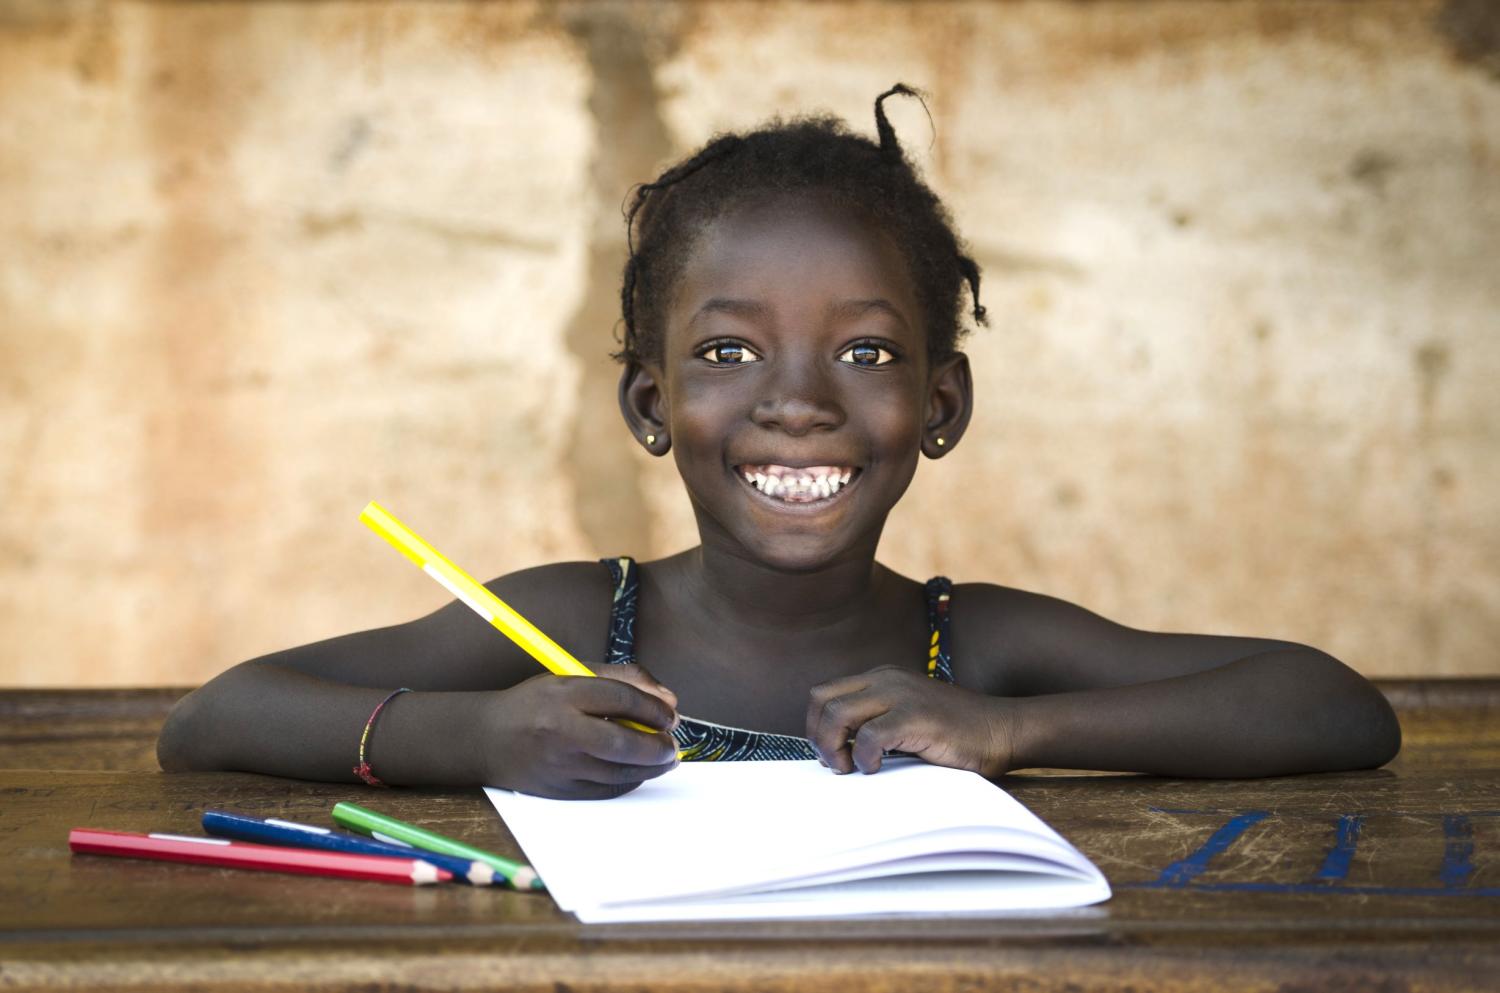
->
[[733, 464, 862, 506]]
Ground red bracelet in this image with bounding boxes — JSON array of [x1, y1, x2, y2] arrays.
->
[[353, 688, 411, 787]]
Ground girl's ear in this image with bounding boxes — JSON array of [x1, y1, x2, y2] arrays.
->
[[922, 352, 973, 459], [618, 360, 670, 455]]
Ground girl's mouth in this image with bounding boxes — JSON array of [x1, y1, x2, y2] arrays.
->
[[735, 464, 860, 505]]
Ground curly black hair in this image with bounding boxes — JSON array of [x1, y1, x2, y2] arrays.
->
[[616, 84, 987, 366]]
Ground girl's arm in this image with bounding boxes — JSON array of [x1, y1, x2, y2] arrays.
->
[[156, 563, 680, 797], [805, 584, 1400, 778]]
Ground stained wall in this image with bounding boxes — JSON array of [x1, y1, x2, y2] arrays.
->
[[1, 0, 1496, 686]]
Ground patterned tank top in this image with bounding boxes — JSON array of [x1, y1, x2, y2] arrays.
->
[[599, 557, 955, 761]]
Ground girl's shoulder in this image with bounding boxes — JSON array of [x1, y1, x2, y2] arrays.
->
[[949, 581, 1080, 626], [482, 559, 618, 666], [487, 558, 615, 601], [946, 582, 1115, 696]]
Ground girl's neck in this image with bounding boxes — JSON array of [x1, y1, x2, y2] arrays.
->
[[672, 541, 889, 635]]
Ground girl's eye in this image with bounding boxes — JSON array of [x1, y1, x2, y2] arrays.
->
[[838, 343, 896, 367], [699, 342, 761, 365]]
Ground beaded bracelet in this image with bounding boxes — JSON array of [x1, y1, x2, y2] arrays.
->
[[353, 687, 411, 787]]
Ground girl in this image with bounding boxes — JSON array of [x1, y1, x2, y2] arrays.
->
[[157, 86, 1401, 799]]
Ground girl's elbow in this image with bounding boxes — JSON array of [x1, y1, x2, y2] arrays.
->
[[1325, 658, 1402, 770], [1362, 688, 1403, 769], [155, 720, 189, 772], [1293, 649, 1401, 771], [155, 689, 213, 772], [156, 736, 190, 772]]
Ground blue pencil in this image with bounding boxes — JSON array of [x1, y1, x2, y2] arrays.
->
[[201, 810, 498, 886]]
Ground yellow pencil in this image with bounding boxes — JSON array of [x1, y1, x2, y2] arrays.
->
[[360, 500, 661, 734]]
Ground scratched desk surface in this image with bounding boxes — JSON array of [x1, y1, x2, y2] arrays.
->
[[1, 682, 1495, 992]]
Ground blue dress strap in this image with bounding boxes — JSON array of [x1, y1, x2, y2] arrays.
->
[[600, 556, 639, 666], [924, 576, 955, 684]]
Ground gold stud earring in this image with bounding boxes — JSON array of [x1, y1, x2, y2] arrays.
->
[[646, 434, 657, 445], [935, 437, 946, 447]]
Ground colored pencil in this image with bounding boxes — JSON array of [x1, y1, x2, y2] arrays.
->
[[359, 500, 660, 734], [201, 810, 497, 886], [331, 801, 542, 890], [68, 828, 451, 885]]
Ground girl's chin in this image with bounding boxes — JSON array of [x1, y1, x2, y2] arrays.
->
[[689, 480, 887, 569]]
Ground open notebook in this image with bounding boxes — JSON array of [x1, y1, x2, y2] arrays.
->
[[484, 758, 1110, 922]]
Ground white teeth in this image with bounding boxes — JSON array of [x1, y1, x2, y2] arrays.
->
[[740, 464, 856, 503]]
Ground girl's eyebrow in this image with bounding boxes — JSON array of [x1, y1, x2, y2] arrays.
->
[[688, 298, 909, 329], [689, 298, 768, 328], [828, 298, 910, 329]]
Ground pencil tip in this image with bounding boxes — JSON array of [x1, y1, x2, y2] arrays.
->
[[513, 866, 542, 890], [413, 862, 451, 885]]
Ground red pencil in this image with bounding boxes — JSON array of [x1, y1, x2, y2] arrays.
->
[[68, 828, 452, 886]]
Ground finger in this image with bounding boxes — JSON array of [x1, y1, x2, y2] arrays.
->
[[572, 709, 680, 767], [570, 752, 680, 788], [562, 780, 644, 801], [570, 674, 679, 734], [591, 666, 679, 729], [849, 712, 920, 775], [806, 688, 892, 775], [519, 777, 640, 801], [597, 663, 679, 714], [804, 674, 874, 747]]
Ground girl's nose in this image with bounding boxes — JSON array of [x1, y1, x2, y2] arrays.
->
[[750, 368, 846, 436]]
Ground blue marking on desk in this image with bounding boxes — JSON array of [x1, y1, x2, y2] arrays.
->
[[1314, 814, 1364, 882], [1441, 814, 1475, 889], [1130, 808, 1495, 898], [1151, 810, 1269, 887]]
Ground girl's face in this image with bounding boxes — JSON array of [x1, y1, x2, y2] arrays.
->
[[639, 195, 962, 572]]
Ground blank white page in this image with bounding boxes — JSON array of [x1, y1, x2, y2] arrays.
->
[[485, 759, 1110, 920]]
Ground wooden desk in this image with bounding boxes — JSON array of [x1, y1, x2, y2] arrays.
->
[[2, 683, 1496, 991]]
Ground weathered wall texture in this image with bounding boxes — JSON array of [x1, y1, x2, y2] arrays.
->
[[1, 0, 1496, 686]]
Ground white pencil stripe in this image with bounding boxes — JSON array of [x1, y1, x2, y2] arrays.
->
[[424, 563, 495, 623]]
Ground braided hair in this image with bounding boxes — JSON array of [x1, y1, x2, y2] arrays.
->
[[617, 84, 987, 366]]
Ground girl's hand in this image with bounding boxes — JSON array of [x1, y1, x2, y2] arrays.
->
[[805, 666, 1018, 779], [477, 664, 680, 799]]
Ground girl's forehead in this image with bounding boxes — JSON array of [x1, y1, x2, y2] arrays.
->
[[667, 196, 922, 335]]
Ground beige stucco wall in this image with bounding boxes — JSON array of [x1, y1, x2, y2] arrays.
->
[[2, 0, 1496, 687]]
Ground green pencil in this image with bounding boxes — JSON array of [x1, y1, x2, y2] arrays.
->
[[331, 802, 542, 891]]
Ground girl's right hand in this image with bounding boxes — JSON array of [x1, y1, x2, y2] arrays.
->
[[477, 664, 680, 799]]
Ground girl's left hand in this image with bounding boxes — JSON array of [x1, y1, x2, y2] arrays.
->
[[805, 666, 1018, 778]]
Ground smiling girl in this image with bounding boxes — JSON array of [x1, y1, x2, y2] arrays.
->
[[157, 86, 1400, 798]]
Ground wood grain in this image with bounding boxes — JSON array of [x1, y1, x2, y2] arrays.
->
[[1, 683, 1496, 992]]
